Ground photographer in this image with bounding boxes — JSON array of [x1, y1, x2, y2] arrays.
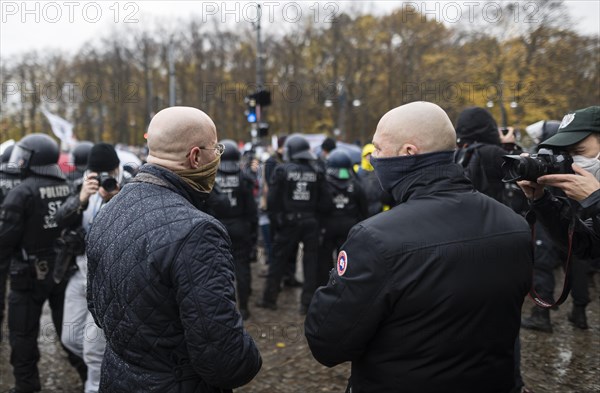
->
[[518, 106, 600, 259], [54, 143, 127, 393], [517, 106, 600, 328]]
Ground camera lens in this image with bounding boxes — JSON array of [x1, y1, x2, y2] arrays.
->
[[502, 156, 547, 182], [101, 177, 118, 192]]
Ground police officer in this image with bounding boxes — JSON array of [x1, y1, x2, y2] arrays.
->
[[318, 149, 367, 287], [257, 134, 331, 314], [0, 145, 22, 204], [0, 144, 22, 342], [262, 136, 302, 287], [210, 140, 258, 320], [0, 133, 86, 393], [66, 140, 94, 191]]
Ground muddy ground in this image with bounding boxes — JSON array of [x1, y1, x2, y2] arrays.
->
[[1, 257, 598, 393]]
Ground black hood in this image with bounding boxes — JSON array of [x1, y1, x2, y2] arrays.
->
[[455, 107, 501, 146]]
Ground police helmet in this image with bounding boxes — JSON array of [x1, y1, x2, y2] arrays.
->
[[0, 144, 16, 173], [1, 145, 14, 163], [326, 149, 352, 180], [283, 134, 316, 161], [220, 140, 240, 161], [72, 141, 94, 170], [327, 149, 352, 169], [10, 133, 64, 178], [219, 139, 240, 172]]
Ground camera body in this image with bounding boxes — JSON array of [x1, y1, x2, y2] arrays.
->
[[502, 148, 574, 182], [91, 172, 118, 192]]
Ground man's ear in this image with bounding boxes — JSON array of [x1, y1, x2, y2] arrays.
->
[[188, 146, 201, 169], [399, 143, 419, 156]]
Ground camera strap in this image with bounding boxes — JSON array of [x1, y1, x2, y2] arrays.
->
[[526, 211, 574, 308]]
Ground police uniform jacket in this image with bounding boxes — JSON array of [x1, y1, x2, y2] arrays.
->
[[324, 174, 368, 221], [305, 163, 532, 393], [0, 172, 70, 266], [211, 164, 258, 243], [86, 164, 261, 393], [0, 169, 22, 205], [267, 160, 331, 223]]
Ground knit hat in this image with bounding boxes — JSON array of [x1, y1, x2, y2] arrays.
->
[[539, 106, 600, 148], [321, 137, 337, 153], [88, 143, 120, 172], [455, 107, 501, 145]]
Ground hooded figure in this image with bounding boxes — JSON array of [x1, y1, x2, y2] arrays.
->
[[455, 107, 515, 204]]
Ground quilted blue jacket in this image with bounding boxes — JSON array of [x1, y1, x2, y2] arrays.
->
[[86, 164, 262, 392]]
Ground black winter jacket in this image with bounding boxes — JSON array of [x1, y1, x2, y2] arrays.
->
[[532, 189, 600, 259], [86, 164, 261, 393], [305, 163, 532, 393]]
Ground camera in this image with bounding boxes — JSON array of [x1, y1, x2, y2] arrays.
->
[[502, 148, 573, 182], [91, 172, 118, 192]]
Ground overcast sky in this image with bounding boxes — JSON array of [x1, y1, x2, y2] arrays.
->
[[1, 1, 598, 58]]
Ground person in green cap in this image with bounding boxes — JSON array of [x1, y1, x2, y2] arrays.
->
[[518, 106, 600, 328]]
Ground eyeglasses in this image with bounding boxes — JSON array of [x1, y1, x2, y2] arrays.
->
[[186, 143, 225, 158]]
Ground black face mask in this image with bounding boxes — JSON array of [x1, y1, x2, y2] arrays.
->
[[370, 151, 456, 193]]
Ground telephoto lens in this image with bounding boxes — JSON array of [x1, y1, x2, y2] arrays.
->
[[502, 149, 573, 182]]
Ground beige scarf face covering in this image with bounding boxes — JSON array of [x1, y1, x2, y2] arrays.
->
[[174, 156, 220, 193]]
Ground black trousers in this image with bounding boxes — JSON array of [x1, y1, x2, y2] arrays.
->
[[262, 217, 319, 307], [8, 274, 86, 392], [269, 224, 298, 280], [224, 219, 254, 310], [232, 238, 252, 310]]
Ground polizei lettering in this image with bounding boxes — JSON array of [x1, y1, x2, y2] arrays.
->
[[39, 185, 71, 200], [287, 171, 317, 182]]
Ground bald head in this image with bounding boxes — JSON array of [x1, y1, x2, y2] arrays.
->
[[373, 102, 456, 157], [147, 106, 217, 168]]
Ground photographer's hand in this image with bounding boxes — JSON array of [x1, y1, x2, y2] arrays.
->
[[517, 180, 545, 201], [537, 164, 600, 202], [80, 172, 99, 204]]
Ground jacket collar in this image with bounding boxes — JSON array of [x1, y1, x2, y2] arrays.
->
[[390, 163, 473, 205], [134, 164, 208, 210]]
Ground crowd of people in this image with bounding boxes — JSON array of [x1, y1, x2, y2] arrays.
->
[[0, 103, 598, 393]]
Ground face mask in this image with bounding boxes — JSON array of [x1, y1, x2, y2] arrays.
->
[[572, 153, 600, 180], [173, 156, 220, 193]]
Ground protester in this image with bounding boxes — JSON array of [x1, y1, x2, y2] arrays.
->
[[305, 101, 532, 393], [86, 106, 262, 392]]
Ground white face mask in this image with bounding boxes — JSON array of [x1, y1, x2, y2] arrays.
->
[[572, 153, 600, 180]]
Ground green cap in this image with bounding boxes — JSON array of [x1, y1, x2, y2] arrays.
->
[[539, 106, 600, 148]]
